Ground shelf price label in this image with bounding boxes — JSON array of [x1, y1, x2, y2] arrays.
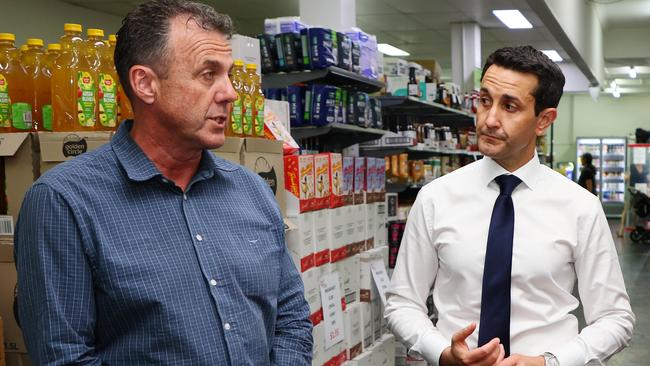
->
[[370, 259, 391, 306], [319, 272, 345, 349]]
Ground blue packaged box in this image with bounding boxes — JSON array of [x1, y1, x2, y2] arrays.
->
[[337, 32, 352, 71], [275, 32, 300, 72], [306, 28, 338, 69], [311, 84, 337, 126], [354, 92, 368, 127], [258, 34, 277, 74], [351, 40, 361, 74], [303, 86, 312, 123], [287, 86, 305, 127]]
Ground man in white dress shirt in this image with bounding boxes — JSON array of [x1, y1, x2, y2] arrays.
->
[[385, 46, 634, 366]]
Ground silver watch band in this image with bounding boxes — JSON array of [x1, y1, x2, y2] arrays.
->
[[543, 352, 559, 366]]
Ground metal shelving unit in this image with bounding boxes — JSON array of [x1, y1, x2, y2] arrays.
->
[[262, 66, 385, 93], [379, 96, 476, 126]]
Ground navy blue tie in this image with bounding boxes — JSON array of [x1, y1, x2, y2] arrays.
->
[[478, 174, 521, 357]]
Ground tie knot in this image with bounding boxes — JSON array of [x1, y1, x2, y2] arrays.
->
[[495, 174, 522, 195]]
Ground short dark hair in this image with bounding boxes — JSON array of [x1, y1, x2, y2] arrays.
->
[[582, 152, 593, 165], [481, 45, 565, 115], [114, 0, 234, 102]]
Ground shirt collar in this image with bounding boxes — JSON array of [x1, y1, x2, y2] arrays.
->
[[111, 120, 235, 183], [479, 152, 542, 191]]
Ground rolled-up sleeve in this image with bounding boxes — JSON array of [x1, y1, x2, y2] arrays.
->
[[15, 183, 100, 366]]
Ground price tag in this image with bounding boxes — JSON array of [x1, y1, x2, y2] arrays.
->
[[633, 147, 647, 165], [370, 259, 391, 306], [319, 271, 345, 349]]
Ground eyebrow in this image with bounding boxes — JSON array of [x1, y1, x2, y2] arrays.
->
[[480, 87, 523, 104]]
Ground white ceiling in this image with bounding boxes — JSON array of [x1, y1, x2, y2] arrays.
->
[[62, 0, 650, 92]]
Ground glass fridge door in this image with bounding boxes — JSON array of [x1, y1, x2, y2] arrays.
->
[[576, 138, 602, 196], [601, 138, 626, 203]]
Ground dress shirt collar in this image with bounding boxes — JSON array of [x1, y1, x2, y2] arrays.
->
[[112, 120, 236, 183], [480, 151, 542, 191]]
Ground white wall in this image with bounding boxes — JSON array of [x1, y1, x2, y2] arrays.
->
[[3, 0, 123, 45]]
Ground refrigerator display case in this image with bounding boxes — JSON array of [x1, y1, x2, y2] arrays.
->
[[576, 137, 626, 216]]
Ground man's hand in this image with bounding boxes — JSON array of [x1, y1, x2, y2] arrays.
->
[[439, 323, 505, 366], [497, 354, 545, 366]]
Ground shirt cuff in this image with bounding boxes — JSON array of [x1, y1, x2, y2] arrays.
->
[[408, 329, 450, 366], [546, 338, 586, 366]]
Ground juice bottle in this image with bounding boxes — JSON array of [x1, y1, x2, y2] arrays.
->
[[78, 28, 104, 131], [97, 36, 118, 131], [109, 34, 133, 123], [246, 64, 265, 138], [241, 64, 254, 137], [38, 44, 61, 131], [22, 38, 45, 130], [52, 23, 84, 131], [0, 33, 33, 133], [228, 60, 246, 137]]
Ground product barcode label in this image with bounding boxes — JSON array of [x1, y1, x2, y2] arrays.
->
[[0, 215, 14, 235]]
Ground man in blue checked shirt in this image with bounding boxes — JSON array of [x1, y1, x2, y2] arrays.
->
[[14, 1, 312, 364]]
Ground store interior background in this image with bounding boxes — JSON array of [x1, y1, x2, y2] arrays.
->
[[3, 0, 649, 364], [4, 0, 650, 166]]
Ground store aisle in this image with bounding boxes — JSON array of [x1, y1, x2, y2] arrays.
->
[[607, 219, 650, 365]]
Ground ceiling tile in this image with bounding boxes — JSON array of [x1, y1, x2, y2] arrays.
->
[[374, 31, 404, 46], [483, 28, 547, 43], [357, 13, 430, 31], [390, 0, 456, 14], [389, 30, 446, 44], [356, 0, 398, 15], [409, 12, 475, 30]]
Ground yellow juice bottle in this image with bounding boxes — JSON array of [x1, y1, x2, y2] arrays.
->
[[242, 64, 254, 137], [38, 44, 61, 131], [22, 38, 45, 131], [109, 34, 133, 123], [15, 42, 36, 132], [77, 28, 104, 131], [246, 64, 265, 138], [0, 33, 33, 133], [229, 60, 246, 137], [52, 23, 84, 131]]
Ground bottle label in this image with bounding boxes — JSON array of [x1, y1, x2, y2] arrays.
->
[[12, 103, 33, 130], [408, 84, 420, 97], [77, 71, 96, 127], [42, 104, 53, 130], [243, 94, 253, 136], [254, 95, 265, 136], [99, 73, 117, 128], [231, 94, 243, 134], [0, 74, 10, 128]]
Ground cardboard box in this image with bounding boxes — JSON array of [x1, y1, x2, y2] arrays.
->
[[211, 136, 244, 165], [347, 349, 374, 366], [0, 238, 25, 354], [364, 158, 377, 203], [314, 154, 331, 211], [344, 302, 363, 361], [353, 157, 365, 205], [359, 302, 374, 351], [364, 203, 375, 251], [328, 153, 344, 209], [372, 334, 395, 366], [242, 138, 286, 216], [301, 267, 322, 325], [38, 131, 112, 174], [313, 209, 331, 267], [231, 34, 261, 75], [385, 75, 409, 96], [342, 157, 354, 206], [372, 298, 383, 341], [0, 133, 38, 226], [312, 322, 327, 366], [285, 212, 314, 272], [336, 254, 360, 305], [4, 353, 30, 366], [324, 339, 347, 366], [284, 154, 315, 215], [328, 208, 347, 264], [375, 202, 387, 248], [353, 204, 367, 255], [359, 248, 383, 303]]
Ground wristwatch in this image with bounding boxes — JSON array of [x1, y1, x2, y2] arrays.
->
[[543, 352, 559, 366]]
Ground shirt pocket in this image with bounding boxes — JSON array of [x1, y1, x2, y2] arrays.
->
[[225, 233, 282, 300]]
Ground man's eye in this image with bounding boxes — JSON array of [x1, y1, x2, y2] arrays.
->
[[504, 103, 516, 111], [480, 97, 491, 106], [203, 72, 215, 81]]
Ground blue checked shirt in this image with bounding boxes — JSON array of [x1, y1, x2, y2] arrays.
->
[[15, 121, 312, 365]]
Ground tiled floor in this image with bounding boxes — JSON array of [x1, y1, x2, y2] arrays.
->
[[602, 219, 649, 365]]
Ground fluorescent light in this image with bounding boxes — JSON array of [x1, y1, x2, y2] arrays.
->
[[541, 50, 563, 62], [377, 43, 410, 57], [492, 10, 533, 29], [629, 66, 637, 79]]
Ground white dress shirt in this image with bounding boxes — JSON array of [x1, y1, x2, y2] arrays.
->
[[385, 154, 635, 366]]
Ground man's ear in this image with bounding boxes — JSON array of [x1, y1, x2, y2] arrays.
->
[[129, 65, 158, 105], [535, 108, 557, 136]]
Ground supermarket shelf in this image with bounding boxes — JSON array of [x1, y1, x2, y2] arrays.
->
[[386, 181, 425, 193], [379, 96, 476, 125], [290, 123, 386, 148], [603, 178, 625, 183], [361, 145, 482, 159], [261, 66, 385, 93], [602, 166, 625, 173], [603, 154, 625, 161]]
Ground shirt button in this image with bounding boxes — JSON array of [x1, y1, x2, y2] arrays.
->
[[195, 234, 203, 241], [209, 279, 217, 286], [224, 323, 231, 331], [183, 194, 188, 201], [162, 178, 169, 184]]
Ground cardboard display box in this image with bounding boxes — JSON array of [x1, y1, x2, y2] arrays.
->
[[38, 131, 112, 174], [284, 154, 315, 216], [328, 208, 346, 264], [211, 136, 244, 165], [312, 209, 331, 267], [285, 212, 314, 273], [342, 157, 354, 206], [0, 237, 25, 355], [0, 133, 38, 226], [328, 153, 344, 209], [231, 34, 261, 75], [343, 302, 363, 361], [241, 138, 286, 217], [313, 154, 331, 211]]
